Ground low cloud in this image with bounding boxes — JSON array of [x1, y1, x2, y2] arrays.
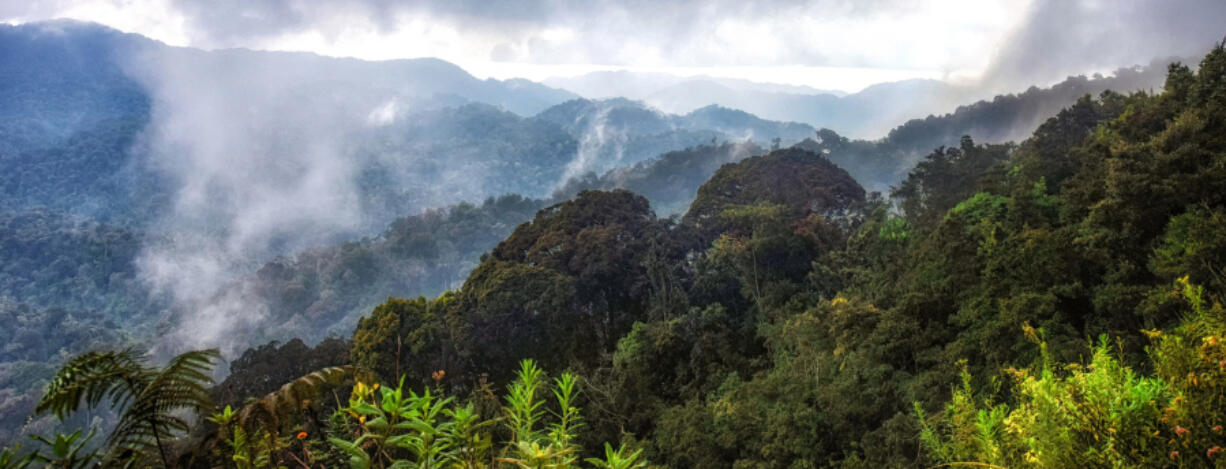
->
[[981, 0, 1226, 90], [124, 45, 382, 355]]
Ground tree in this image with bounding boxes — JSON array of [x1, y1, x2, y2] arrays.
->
[[684, 147, 865, 242], [35, 348, 220, 467]]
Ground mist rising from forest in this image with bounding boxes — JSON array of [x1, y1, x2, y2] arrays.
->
[[123, 47, 373, 354], [12, 0, 1220, 358]]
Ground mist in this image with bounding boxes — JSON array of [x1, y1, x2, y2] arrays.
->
[[123, 46, 382, 355], [108, 42, 700, 356], [113, 45, 567, 355], [10, 0, 1220, 359], [980, 0, 1226, 92]]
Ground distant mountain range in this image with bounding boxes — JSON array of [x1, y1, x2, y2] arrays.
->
[[0, 19, 1204, 448], [0, 20, 1189, 274], [548, 63, 1175, 138], [544, 71, 846, 100], [0, 21, 820, 233], [0, 19, 1192, 352]]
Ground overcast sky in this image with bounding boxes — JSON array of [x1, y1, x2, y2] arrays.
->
[[3, 0, 1224, 92]]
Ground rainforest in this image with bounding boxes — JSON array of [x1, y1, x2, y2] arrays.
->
[[3, 1, 1226, 468]]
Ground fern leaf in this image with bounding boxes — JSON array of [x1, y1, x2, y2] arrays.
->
[[36, 349, 150, 420], [237, 365, 353, 432]]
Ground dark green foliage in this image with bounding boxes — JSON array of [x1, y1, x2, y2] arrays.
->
[[684, 147, 866, 241], [350, 295, 455, 388], [586, 45, 1226, 468], [890, 136, 1012, 227], [1153, 207, 1226, 292], [213, 338, 351, 409], [349, 190, 679, 389], [459, 190, 670, 381], [593, 304, 763, 449], [456, 261, 578, 383], [337, 63, 1226, 464], [7, 26, 1226, 469]]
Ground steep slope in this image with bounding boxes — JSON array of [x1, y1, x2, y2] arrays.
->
[[0, 21, 151, 155]]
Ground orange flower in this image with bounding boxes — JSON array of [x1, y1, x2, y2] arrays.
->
[[297, 432, 308, 440], [1175, 426, 1190, 437], [1170, 451, 1180, 460], [432, 370, 446, 381], [1209, 446, 1222, 459]]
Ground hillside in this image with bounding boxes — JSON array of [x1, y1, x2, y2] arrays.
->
[[4, 12, 1226, 469], [288, 45, 1226, 468], [0, 22, 825, 232], [94, 43, 1226, 468]]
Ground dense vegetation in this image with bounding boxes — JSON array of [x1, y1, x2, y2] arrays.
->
[[553, 66, 1173, 203], [5, 20, 1226, 469], [163, 45, 1226, 467], [203, 195, 548, 344]]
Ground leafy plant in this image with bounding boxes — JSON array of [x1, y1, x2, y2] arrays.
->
[[328, 360, 643, 469], [29, 430, 102, 469], [208, 405, 280, 469], [0, 444, 35, 469], [584, 443, 647, 469], [35, 348, 219, 467], [329, 378, 465, 469], [498, 360, 583, 469]]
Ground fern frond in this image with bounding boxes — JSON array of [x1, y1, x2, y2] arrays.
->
[[36, 349, 151, 420], [105, 349, 220, 463], [238, 365, 353, 432]]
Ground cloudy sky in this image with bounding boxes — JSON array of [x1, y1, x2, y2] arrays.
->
[[3, 0, 1224, 92]]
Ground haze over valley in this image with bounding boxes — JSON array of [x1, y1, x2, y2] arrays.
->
[[2, 1, 1226, 467]]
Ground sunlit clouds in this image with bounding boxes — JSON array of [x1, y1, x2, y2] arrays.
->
[[3, 0, 1224, 93]]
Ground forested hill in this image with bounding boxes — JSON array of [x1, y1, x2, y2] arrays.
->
[[4, 19, 1226, 469], [552, 61, 1178, 202], [0, 21, 1176, 232], [93, 44, 1226, 468]]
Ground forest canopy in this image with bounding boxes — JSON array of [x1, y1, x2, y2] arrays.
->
[[3, 16, 1226, 469]]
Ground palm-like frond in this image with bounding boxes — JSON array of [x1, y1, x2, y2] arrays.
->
[[107, 349, 220, 456], [36, 348, 220, 467], [36, 349, 151, 420], [238, 365, 353, 432]]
